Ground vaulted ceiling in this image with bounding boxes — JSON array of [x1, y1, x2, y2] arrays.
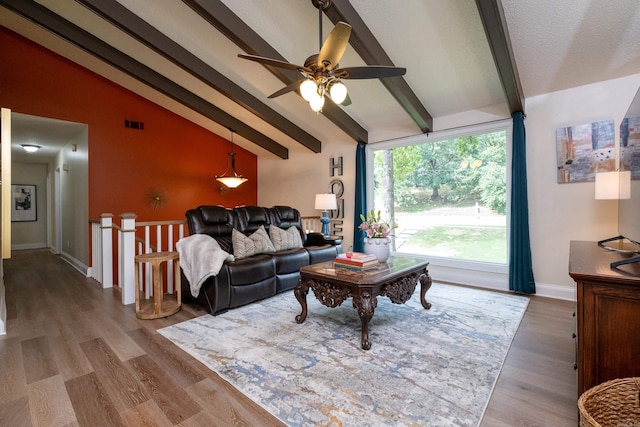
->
[[3, 0, 640, 161]]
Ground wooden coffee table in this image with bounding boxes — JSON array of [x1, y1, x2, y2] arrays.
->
[[295, 256, 432, 350]]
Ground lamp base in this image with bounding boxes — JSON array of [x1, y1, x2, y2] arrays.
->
[[320, 211, 331, 237]]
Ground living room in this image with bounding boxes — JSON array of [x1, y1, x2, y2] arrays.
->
[[4, 1, 640, 301], [2, 1, 640, 425]]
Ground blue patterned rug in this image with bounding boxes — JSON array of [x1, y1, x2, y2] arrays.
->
[[159, 283, 529, 426]]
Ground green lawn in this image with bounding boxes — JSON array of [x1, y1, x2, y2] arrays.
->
[[401, 225, 507, 263]]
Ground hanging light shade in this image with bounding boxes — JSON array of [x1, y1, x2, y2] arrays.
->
[[309, 91, 325, 112], [329, 81, 347, 104], [300, 79, 317, 102], [215, 129, 248, 189]]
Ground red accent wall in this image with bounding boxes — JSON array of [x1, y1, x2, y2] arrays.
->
[[0, 27, 257, 221]]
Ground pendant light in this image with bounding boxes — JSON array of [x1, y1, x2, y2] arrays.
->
[[215, 129, 248, 189]]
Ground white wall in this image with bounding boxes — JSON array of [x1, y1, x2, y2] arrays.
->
[[527, 73, 640, 298], [54, 127, 89, 273], [11, 162, 48, 249], [259, 138, 357, 250]]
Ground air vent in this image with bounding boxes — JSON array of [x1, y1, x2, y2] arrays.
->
[[124, 120, 144, 130]]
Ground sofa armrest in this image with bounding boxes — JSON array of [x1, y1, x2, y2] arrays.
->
[[306, 232, 342, 246]]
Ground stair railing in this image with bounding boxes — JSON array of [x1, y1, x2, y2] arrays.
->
[[89, 213, 186, 305]]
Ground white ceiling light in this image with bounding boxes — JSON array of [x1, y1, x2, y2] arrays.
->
[[300, 79, 318, 102], [329, 81, 348, 104], [21, 144, 41, 153]]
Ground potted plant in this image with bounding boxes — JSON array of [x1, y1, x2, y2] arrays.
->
[[358, 209, 397, 262]]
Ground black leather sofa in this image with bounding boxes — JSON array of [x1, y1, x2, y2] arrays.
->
[[182, 205, 342, 314]]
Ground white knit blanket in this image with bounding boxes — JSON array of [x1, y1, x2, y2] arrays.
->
[[176, 234, 235, 298]]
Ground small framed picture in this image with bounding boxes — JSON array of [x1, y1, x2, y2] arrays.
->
[[11, 184, 37, 222]]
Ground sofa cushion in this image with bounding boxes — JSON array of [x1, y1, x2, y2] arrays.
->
[[235, 206, 271, 234], [226, 254, 275, 286], [269, 225, 303, 251], [232, 226, 275, 259]]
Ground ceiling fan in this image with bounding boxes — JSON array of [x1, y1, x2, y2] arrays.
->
[[238, 0, 406, 112]]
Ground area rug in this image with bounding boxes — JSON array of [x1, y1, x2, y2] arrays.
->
[[158, 283, 529, 426]]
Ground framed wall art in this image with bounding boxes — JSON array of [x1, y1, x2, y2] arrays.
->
[[11, 184, 37, 222], [620, 115, 640, 179], [556, 119, 615, 183]]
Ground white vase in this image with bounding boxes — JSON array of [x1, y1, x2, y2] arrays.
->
[[363, 237, 391, 262]]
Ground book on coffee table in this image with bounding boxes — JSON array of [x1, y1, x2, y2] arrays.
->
[[334, 253, 379, 270]]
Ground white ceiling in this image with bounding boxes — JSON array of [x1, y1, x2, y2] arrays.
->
[[3, 0, 640, 163]]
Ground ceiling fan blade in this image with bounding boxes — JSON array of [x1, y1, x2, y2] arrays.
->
[[238, 54, 311, 73], [336, 66, 407, 80], [318, 22, 352, 71], [268, 80, 305, 99]]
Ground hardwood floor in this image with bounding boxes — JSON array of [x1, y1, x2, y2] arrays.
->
[[1, 250, 579, 426]]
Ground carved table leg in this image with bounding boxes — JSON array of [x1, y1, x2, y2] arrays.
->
[[294, 280, 309, 323], [420, 268, 433, 309], [353, 291, 376, 350]]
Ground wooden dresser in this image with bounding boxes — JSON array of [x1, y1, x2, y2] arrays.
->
[[569, 240, 640, 394]]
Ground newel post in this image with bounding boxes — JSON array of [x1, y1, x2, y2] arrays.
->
[[100, 213, 113, 288], [120, 213, 137, 305]]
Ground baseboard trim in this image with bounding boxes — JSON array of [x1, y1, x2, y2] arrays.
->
[[429, 264, 576, 301], [0, 275, 5, 336], [11, 242, 47, 250], [60, 251, 89, 277]]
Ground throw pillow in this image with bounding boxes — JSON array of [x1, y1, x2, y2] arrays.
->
[[269, 225, 303, 251], [232, 226, 276, 259]]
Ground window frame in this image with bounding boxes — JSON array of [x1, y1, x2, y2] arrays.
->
[[365, 119, 513, 278]]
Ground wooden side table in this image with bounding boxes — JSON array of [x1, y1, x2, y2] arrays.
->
[[134, 251, 181, 319]]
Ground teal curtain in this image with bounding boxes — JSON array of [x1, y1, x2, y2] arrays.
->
[[509, 112, 536, 293], [353, 141, 367, 252]]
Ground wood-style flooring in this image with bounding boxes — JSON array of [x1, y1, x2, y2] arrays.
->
[[1, 249, 579, 426]]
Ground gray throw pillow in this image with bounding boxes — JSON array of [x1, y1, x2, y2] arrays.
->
[[232, 225, 276, 259], [269, 225, 303, 251]]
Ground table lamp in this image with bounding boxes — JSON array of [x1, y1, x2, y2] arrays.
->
[[314, 193, 337, 237]]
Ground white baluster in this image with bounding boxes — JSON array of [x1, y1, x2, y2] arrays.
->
[[120, 213, 137, 305], [100, 213, 113, 288]]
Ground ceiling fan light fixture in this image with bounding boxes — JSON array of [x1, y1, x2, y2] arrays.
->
[[309, 92, 325, 112], [329, 81, 347, 104], [300, 79, 317, 101]]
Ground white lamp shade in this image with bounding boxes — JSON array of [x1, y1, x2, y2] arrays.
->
[[216, 175, 248, 189], [329, 81, 347, 104], [595, 171, 631, 200], [309, 92, 325, 112], [300, 79, 317, 102], [315, 193, 337, 210]]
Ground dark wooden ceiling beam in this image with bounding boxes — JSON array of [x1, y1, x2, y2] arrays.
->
[[0, 0, 289, 159], [76, 0, 322, 154], [325, 0, 433, 134], [475, 0, 525, 114], [182, 0, 369, 144]]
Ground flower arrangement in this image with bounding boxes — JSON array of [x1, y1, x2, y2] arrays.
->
[[358, 209, 397, 238]]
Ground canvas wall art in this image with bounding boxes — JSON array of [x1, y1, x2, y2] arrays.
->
[[556, 120, 615, 183], [620, 116, 640, 179], [556, 120, 616, 184]]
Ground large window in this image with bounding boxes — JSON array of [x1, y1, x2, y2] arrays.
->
[[368, 123, 509, 265]]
